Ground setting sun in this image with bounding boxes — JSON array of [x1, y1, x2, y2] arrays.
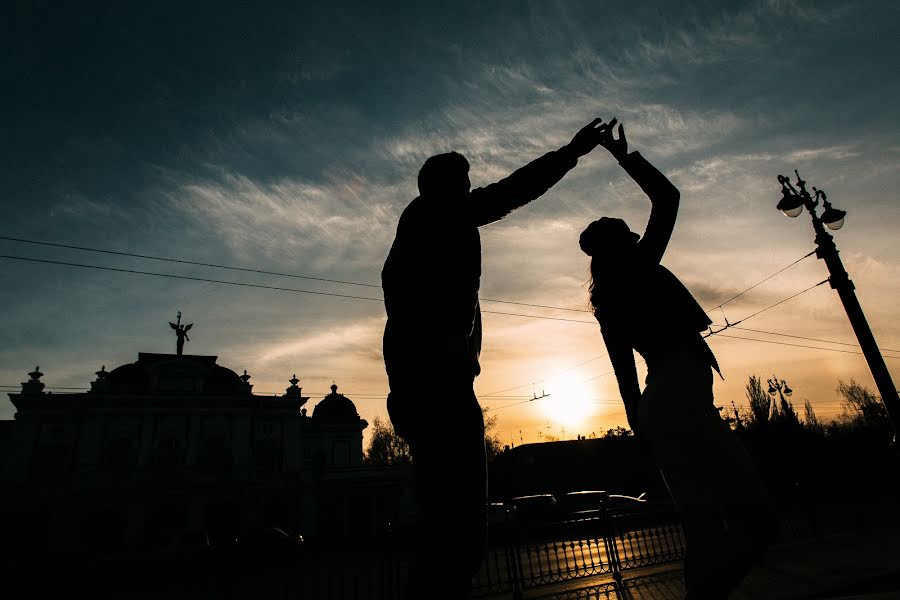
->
[[543, 373, 594, 429]]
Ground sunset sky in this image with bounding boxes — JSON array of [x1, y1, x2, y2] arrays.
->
[[2, 1, 898, 446]]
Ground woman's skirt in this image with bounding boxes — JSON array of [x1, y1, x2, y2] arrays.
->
[[639, 350, 768, 511]]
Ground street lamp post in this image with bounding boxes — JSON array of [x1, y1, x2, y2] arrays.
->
[[776, 171, 899, 440], [767, 375, 793, 414]]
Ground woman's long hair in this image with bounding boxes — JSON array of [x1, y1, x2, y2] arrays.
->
[[580, 217, 639, 314]]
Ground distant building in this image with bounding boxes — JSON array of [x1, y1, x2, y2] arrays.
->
[[489, 437, 667, 501], [0, 350, 412, 558]]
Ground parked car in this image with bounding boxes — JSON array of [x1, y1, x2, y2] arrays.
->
[[507, 494, 559, 522], [604, 492, 648, 511], [558, 490, 609, 516]]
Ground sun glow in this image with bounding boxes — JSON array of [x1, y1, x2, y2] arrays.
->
[[542, 374, 594, 429]]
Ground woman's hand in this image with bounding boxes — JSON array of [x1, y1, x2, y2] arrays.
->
[[599, 118, 628, 161]]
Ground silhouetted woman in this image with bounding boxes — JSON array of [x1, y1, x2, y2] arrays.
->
[[579, 120, 771, 599]]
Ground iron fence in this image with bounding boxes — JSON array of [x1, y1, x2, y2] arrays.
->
[[471, 506, 686, 598]]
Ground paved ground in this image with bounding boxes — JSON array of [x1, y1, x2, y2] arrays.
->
[[513, 518, 900, 599]]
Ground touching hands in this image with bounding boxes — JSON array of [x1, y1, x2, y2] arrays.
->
[[566, 118, 629, 161], [566, 118, 606, 157], [598, 118, 628, 161]]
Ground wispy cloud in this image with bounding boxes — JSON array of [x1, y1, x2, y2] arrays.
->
[[166, 170, 404, 279], [787, 145, 861, 162], [254, 317, 384, 365]]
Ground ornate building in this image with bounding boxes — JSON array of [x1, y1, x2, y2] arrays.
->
[[0, 344, 411, 559]]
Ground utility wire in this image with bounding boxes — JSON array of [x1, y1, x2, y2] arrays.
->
[[0, 254, 610, 322], [728, 278, 829, 325], [730, 326, 900, 354], [5, 245, 893, 403], [703, 250, 816, 313], [0, 235, 818, 315], [0, 235, 589, 313], [479, 251, 824, 398], [486, 279, 874, 413], [5, 254, 872, 356], [0, 234, 382, 289], [0, 255, 386, 302], [710, 334, 900, 357]]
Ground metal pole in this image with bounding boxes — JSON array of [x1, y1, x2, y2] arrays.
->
[[792, 181, 900, 439], [813, 227, 900, 436]]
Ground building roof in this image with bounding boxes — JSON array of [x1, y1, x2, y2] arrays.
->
[[312, 384, 362, 422], [98, 353, 246, 395]]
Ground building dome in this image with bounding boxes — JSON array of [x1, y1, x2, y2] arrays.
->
[[96, 353, 245, 395], [105, 362, 151, 392], [312, 384, 361, 422]]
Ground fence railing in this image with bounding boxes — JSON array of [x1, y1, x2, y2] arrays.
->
[[471, 507, 686, 598]]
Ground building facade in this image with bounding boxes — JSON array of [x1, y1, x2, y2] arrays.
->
[[0, 351, 411, 559]]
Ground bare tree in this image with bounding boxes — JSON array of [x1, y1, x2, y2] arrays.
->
[[835, 379, 890, 433], [364, 416, 411, 465], [803, 400, 822, 434], [745, 375, 772, 430], [483, 408, 503, 463], [365, 412, 505, 465]]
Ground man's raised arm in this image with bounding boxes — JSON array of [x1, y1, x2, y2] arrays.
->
[[471, 119, 605, 227]]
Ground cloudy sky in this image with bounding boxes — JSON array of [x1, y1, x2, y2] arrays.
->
[[2, 1, 898, 445]]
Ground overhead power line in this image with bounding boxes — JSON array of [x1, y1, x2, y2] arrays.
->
[[1, 253, 821, 330], [485, 281, 895, 412], [731, 326, 900, 354], [704, 250, 816, 313], [709, 334, 899, 357], [0, 235, 818, 315], [0, 255, 386, 302], [4, 239, 895, 407], [0, 234, 590, 313], [0, 234, 383, 289]]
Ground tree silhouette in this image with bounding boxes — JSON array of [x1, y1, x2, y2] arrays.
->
[[364, 417, 411, 465], [602, 426, 633, 438], [803, 399, 823, 435], [365, 411, 505, 464], [745, 375, 773, 430], [483, 408, 503, 463], [832, 379, 892, 442]]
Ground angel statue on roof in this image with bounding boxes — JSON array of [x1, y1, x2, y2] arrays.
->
[[169, 310, 193, 356]]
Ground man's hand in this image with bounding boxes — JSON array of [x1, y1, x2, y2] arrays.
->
[[566, 118, 606, 157], [598, 118, 628, 161]]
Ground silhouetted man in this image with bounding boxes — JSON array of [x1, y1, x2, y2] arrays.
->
[[382, 119, 605, 599]]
